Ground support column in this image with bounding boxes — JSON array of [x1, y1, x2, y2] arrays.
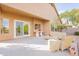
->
[[43, 21, 51, 36]]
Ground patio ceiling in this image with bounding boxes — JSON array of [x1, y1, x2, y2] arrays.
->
[[2, 3, 59, 21], [0, 4, 49, 21]]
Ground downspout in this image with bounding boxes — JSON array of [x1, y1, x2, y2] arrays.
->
[[50, 3, 62, 24]]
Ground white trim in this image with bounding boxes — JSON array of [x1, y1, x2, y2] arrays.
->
[[14, 20, 30, 38], [14, 20, 16, 38]]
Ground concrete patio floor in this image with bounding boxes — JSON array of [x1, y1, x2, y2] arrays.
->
[[0, 37, 70, 56]]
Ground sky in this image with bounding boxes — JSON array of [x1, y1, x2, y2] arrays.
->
[[3, 19, 9, 27], [55, 3, 79, 14]]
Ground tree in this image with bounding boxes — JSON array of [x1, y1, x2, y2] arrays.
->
[[60, 9, 79, 25], [16, 25, 21, 33], [24, 24, 28, 34]]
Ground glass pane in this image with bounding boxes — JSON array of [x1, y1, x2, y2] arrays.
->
[[16, 21, 23, 36], [2, 19, 9, 33], [24, 24, 29, 35]]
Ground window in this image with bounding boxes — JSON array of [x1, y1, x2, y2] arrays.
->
[[2, 18, 9, 34], [15, 20, 30, 37], [35, 24, 41, 31]]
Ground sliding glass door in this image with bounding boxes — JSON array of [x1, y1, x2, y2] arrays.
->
[[16, 21, 23, 36], [14, 20, 30, 37]]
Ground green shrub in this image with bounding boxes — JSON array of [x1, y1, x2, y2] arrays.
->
[[74, 32, 79, 35], [51, 24, 68, 31]]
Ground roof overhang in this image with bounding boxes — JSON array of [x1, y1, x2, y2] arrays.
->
[[1, 3, 60, 21], [0, 4, 49, 21]]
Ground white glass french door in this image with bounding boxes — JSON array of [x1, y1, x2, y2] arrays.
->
[[14, 20, 30, 38]]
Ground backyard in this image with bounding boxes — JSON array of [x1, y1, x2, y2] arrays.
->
[[0, 3, 79, 56]]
